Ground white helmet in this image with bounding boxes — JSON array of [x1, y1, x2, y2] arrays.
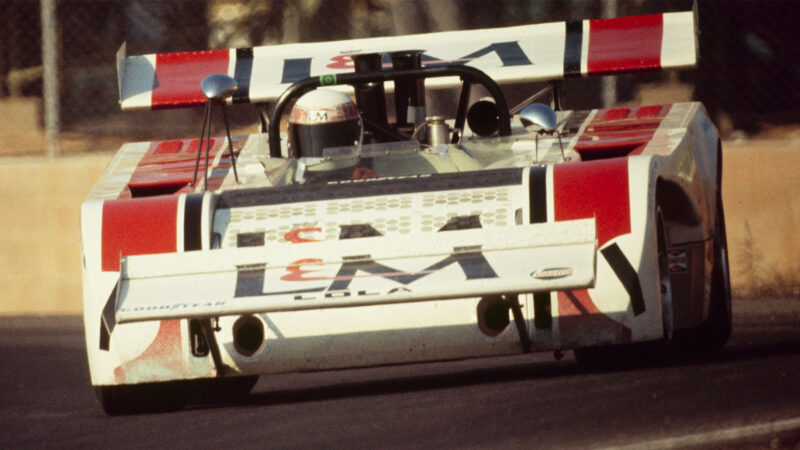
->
[[288, 89, 362, 158]]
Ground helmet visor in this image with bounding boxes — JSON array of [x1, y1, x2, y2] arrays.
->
[[289, 117, 362, 158]]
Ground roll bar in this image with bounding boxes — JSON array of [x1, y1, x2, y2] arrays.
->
[[267, 64, 511, 158]]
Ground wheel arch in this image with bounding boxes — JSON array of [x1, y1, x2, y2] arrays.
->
[[655, 177, 702, 245]]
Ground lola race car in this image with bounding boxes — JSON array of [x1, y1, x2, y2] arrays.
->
[[81, 6, 731, 414]]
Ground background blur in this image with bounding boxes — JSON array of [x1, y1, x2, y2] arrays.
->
[[3, 0, 800, 155], [1, 0, 799, 313]]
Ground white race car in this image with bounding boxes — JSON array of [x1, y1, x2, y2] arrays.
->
[[82, 6, 730, 414]]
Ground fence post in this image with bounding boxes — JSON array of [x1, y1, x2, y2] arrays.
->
[[40, 0, 60, 158], [601, 0, 618, 109]]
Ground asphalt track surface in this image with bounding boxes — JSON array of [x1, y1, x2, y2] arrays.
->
[[2, 297, 798, 449]]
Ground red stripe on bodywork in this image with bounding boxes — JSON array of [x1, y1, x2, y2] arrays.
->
[[554, 158, 630, 248], [601, 108, 631, 122], [575, 105, 670, 159], [114, 320, 183, 383], [101, 195, 178, 271], [635, 105, 664, 120], [587, 13, 663, 75], [152, 50, 229, 109], [154, 140, 183, 154], [127, 138, 223, 196], [101, 142, 197, 382], [557, 290, 632, 347]]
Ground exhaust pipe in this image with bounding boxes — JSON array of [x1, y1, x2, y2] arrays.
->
[[466, 97, 500, 137], [352, 53, 389, 143], [232, 315, 264, 357], [477, 296, 510, 337], [390, 50, 426, 128]]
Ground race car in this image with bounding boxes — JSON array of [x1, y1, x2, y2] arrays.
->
[[82, 6, 731, 414]]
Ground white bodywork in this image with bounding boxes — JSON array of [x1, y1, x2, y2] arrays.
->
[[83, 10, 723, 390], [82, 102, 721, 385]]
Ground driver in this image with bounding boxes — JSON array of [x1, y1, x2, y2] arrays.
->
[[287, 89, 363, 158]]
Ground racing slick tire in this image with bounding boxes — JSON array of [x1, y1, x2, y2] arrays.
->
[[575, 195, 733, 369], [191, 375, 259, 405], [96, 376, 259, 414], [573, 340, 662, 370], [672, 193, 732, 357], [95, 381, 190, 415]]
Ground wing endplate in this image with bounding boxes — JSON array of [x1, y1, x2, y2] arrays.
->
[[118, 10, 696, 110], [115, 219, 597, 323]]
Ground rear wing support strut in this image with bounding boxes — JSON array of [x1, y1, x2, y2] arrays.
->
[[510, 81, 564, 115], [508, 294, 532, 353], [199, 318, 231, 377], [451, 79, 472, 144]]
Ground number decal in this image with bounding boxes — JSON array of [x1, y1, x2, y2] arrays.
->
[[280, 258, 327, 282], [325, 55, 354, 70]]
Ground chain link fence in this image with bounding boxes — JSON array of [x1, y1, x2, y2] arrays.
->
[[1, 0, 798, 156]]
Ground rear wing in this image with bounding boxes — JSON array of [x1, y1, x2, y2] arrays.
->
[[118, 10, 697, 110], [115, 219, 596, 323]]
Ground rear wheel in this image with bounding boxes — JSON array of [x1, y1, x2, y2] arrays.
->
[[673, 194, 732, 356], [217, 375, 259, 399], [656, 207, 674, 345], [95, 380, 189, 415], [95, 375, 259, 415], [574, 341, 662, 370], [190, 375, 259, 405]]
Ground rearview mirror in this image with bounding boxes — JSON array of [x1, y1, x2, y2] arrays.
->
[[518, 103, 566, 163], [201, 74, 237, 101], [519, 103, 557, 133]]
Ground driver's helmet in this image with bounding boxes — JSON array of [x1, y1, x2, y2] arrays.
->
[[288, 89, 362, 158]]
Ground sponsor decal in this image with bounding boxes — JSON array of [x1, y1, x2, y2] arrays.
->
[[531, 267, 574, 280], [289, 100, 357, 124], [284, 227, 322, 243], [326, 173, 432, 185], [119, 301, 228, 314], [234, 245, 498, 302], [667, 248, 688, 273], [283, 42, 532, 83], [319, 74, 337, 86]]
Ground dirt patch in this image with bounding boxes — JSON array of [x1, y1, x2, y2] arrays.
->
[[0, 98, 47, 155], [0, 156, 111, 314], [723, 136, 800, 296]]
